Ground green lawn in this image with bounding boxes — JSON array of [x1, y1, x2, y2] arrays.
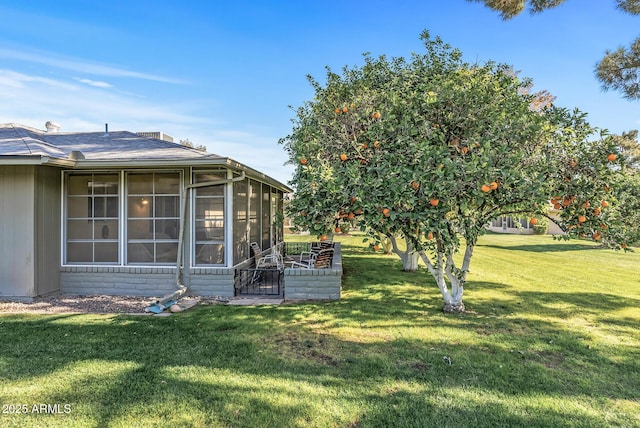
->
[[1, 233, 639, 427]]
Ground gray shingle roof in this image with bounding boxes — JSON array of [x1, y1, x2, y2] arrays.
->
[[0, 123, 292, 192], [0, 123, 220, 161]]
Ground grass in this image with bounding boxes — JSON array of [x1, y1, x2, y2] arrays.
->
[[1, 232, 639, 427]]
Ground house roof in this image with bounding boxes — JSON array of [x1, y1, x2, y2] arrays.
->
[[0, 123, 291, 192], [0, 123, 214, 160]]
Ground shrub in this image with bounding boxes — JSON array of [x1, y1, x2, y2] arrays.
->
[[532, 216, 549, 235]]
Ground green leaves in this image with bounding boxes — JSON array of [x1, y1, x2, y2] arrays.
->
[[280, 30, 629, 253]]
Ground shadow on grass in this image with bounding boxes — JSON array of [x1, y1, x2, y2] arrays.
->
[[2, 301, 638, 427], [1, 242, 638, 427], [478, 243, 597, 253]]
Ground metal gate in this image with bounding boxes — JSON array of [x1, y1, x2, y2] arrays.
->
[[234, 268, 283, 296]]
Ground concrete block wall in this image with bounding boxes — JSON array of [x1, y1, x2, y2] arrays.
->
[[187, 268, 235, 297], [60, 244, 343, 301], [61, 266, 176, 296], [283, 243, 342, 300]]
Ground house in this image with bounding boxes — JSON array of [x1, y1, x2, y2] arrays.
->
[[487, 213, 565, 235], [0, 122, 292, 300]]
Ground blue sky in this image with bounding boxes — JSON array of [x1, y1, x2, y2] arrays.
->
[[0, 1, 637, 184]]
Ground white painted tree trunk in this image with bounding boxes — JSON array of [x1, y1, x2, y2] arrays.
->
[[379, 234, 393, 255], [387, 235, 420, 272], [419, 243, 474, 313]]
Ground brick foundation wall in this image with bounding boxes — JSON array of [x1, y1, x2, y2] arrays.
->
[[283, 243, 342, 300], [61, 266, 176, 296]]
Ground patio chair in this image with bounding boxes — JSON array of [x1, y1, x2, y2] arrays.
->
[[251, 242, 285, 284], [290, 248, 333, 269], [250, 242, 263, 259], [256, 253, 284, 270], [296, 240, 334, 264]]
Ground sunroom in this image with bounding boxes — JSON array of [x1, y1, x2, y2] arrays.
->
[[61, 167, 287, 297], [0, 123, 290, 299]]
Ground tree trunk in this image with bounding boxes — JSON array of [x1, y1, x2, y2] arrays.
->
[[419, 243, 474, 314], [443, 301, 465, 313], [442, 274, 465, 313], [387, 235, 420, 271], [402, 251, 420, 272], [379, 234, 393, 254]]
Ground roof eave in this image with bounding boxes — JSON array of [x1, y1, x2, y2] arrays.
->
[[0, 155, 76, 167], [72, 157, 292, 192]]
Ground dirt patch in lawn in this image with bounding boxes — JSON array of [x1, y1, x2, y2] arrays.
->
[[0, 295, 151, 314]]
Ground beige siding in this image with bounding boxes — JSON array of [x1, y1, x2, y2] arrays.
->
[[0, 166, 36, 297], [34, 166, 61, 296]]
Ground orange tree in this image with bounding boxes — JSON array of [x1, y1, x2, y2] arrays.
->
[[280, 31, 627, 313]]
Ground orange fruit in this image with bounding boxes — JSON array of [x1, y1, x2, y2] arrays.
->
[[335, 227, 341, 233], [562, 198, 572, 207], [553, 203, 562, 210], [593, 231, 601, 241], [593, 207, 601, 216], [335, 108, 341, 114], [461, 146, 469, 154], [342, 106, 348, 113], [429, 198, 439, 207], [362, 143, 368, 149], [489, 181, 498, 190], [427, 231, 434, 240], [481, 184, 491, 193], [371, 111, 381, 120], [300, 158, 307, 165], [340, 153, 348, 161], [600, 200, 609, 207], [373, 245, 380, 251], [607, 153, 617, 162], [382, 208, 390, 217], [578, 215, 586, 223], [411, 181, 420, 190], [319, 235, 327, 241], [347, 212, 355, 220], [583, 201, 591, 208], [530, 218, 538, 226], [373, 141, 380, 148]]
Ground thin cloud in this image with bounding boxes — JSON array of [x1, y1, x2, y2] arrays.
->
[[74, 78, 113, 88], [0, 69, 77, 90], [0, 69, 200, 132], [0, 48, 186, 84]]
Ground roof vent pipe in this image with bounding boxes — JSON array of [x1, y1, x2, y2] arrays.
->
[[45, 121, 61, 132]]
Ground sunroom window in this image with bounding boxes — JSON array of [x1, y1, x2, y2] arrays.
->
[[193, 171, 226, 265], [66, 173, 119, 263], [127, 172, 180, 264]]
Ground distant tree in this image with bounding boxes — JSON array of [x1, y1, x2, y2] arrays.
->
[[180, 138, 207, 152], [612, 172, 640, 245], [611, 130, 640, 172], [610, 130, 640, 245], [468, 0, 640, 100]]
